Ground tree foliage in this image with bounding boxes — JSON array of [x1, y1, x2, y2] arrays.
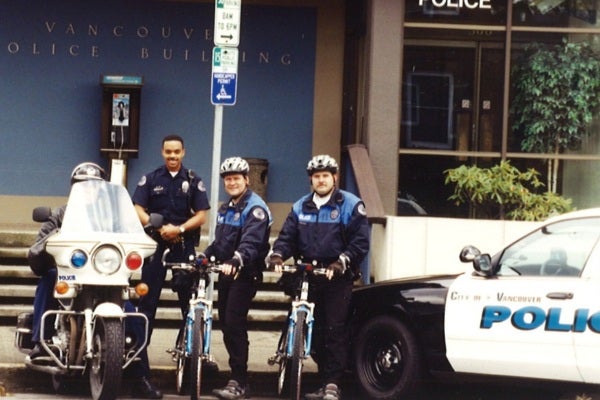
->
[[511, 39, 600, 192], [444, 161, 573, 221]]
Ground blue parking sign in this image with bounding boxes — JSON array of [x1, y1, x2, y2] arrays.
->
[[211, 72, 237, 105]]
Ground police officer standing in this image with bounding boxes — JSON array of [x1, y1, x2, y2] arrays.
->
[[207, 157, 272, 400], [131, 134, 210, 399], [268, 155, 370, 400]]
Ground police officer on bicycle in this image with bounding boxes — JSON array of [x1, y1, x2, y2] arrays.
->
[[268, 154, 370, 400], [206, 157, 273, 400]]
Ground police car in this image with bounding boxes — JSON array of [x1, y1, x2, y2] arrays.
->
[[350, 208, 600, 399]]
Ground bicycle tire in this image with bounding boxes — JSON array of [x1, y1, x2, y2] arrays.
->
[[190, 308, 205, 400], [175, 326, 190, 395], [277, 330, 290, 396], [289, 310, 307, 400]]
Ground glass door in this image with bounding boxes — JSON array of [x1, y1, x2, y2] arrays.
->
[[399, 41, 505, 217]]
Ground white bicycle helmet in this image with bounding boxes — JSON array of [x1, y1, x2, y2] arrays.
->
[[70, 162, 107, 185], [306, 154, 338, 176], [220, 157, 250, 177]]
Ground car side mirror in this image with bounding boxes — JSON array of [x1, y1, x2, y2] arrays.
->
[[459, 245, 481, 262], [473, 254, 494, 276], [32, 206, 52, 223]]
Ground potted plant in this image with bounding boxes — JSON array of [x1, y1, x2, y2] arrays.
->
[[444, 161, 573, 221], [511, 38, 600, 193]]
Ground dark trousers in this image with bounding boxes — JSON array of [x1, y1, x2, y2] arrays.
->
[[129, 240, 195, 378], [217, 275, 257, 386], [310, 277, 353, 386], [32, 268, 58, 343]]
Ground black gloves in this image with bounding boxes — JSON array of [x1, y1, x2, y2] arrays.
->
[[327, 260, 346, 278], [326, 254, 350, 279], [268, 254, 284, 270], [223, 257, 241, 276]]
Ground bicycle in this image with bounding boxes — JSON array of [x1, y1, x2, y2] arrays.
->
[[268, 260, 327, 400], [162, 249, 223, 400]]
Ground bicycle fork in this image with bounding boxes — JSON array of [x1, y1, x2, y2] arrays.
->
[[185, 297, 214, 358], [286, 300, 316, 359]]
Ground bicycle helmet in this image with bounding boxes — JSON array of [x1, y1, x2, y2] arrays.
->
[[220, 157, 250, 177], [70, 162, 107, 185], [306, 154, 338, 176]]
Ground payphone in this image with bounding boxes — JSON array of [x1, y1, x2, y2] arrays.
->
[[100, 75, 143, 185]]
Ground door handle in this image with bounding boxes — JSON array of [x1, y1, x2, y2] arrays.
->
[[546, 292, 574, 300]]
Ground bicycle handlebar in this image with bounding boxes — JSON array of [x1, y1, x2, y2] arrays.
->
[[279, 261, 327, 276], [161, 249, 224, 273]]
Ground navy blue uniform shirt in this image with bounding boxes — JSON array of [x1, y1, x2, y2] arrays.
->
[[132, 165, 210, 225]]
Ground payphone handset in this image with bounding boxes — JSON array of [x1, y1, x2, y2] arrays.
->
[[111, 93, 130, 148]]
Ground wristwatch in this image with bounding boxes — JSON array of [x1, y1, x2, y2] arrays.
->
[[179, 225, 186, 234]]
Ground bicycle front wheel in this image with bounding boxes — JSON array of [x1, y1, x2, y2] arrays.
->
[[289, 310, 307, 400], [190, 308, 205, 400], [175, 326, 190, 395], [277, 329, 290, 396]]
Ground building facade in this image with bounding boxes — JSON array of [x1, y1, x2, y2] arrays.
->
[[355, 0, 600, 218], [2, 0, 600, 227]]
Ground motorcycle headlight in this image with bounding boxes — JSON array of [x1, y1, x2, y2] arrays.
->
[[93, 245, 122, 275]]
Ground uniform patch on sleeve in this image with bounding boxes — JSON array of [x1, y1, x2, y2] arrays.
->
[[358, 203, 367, 216], [137, 176, 147, 186], [197, 180, 206, 192], [253, 208, 266, 220]]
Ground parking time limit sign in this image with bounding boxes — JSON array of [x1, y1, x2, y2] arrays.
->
[[214, 0, 241, 47]]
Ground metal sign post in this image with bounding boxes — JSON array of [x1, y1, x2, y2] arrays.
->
[[208, 0, 241, 244], [208, 0, 242, 300]]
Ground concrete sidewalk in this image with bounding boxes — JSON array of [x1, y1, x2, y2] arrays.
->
[[1, 325, 317, 373]]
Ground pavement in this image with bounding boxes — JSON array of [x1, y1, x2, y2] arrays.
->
[[0, 325, 321, 399], [4, 326, 600, 399]]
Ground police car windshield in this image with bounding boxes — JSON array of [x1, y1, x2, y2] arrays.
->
[[497, 217, 600, 277], [61, 180, 145, 234]]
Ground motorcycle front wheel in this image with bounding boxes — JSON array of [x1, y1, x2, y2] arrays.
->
[[89, 317, 124, 400]]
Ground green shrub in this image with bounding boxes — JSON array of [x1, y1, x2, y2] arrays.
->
[[444, 161, 573, 221]]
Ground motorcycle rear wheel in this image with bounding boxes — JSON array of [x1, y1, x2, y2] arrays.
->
[[89, 317, 124, 400]]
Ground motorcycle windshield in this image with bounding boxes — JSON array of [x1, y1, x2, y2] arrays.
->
[[61, 180, 144, 234]]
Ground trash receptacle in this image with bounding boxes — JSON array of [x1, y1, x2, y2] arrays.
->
[[246, 158, 269, 200]]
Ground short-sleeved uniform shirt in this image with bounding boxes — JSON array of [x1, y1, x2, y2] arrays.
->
[[132, 165, 210, 225]]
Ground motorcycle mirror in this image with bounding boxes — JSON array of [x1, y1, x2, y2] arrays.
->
[[148, 213, 164, 228], [32, 206, 52, 223]]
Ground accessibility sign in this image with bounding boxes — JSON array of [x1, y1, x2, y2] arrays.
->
[[211, 47, 238, 106]]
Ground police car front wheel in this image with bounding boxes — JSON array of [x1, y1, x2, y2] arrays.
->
[[354, 315, 422, 400]]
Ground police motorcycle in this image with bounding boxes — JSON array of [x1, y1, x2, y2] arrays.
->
[[14, 178, 161, 400]]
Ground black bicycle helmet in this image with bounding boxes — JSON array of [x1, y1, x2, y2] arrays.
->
[[70, 162, 107, 185]]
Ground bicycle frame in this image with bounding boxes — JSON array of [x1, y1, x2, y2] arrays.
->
[[269, 262, 327, 400], [163, 250, 221, 398]]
